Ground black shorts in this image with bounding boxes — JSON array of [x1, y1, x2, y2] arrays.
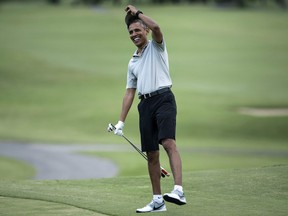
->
[[137, 90, 177, 152]]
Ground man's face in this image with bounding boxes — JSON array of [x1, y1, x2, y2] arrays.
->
[[128, 22, 148, 48]]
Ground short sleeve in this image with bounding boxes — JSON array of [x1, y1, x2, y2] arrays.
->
[[126, 68, 137, 89]]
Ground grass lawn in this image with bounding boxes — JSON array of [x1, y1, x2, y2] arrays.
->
[[0, 165, 287, 216], [84, 146, 288, 176], [0, 3, 287, 145], [0, 156, 35, 180], [0, 2, 288, 216]]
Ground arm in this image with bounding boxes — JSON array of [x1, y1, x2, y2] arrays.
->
[[108, 88, 136, 136], [119, 88, 136, 122], [125, 5, 163, 43]]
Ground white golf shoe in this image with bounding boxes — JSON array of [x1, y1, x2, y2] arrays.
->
[[163, 189, 187, 205], [136, 200, 167, 213]]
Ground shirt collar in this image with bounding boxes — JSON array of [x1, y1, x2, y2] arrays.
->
[[133, 42, 149, 57]]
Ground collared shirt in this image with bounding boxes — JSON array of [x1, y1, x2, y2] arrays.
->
[[126, 39, 172, 96]]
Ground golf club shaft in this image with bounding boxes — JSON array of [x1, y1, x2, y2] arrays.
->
[[122, 134, 170, 177], [122, 135, 170, 178], [122, 134, 148, 160], [110, 124, 170, 177]]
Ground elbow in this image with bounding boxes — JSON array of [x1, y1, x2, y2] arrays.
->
[[126, 88, 136, 99], [151, 24, 161, 33]]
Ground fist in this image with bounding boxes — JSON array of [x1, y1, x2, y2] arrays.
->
[[125, 5, 138, 16], [107, 121, 124, 136]]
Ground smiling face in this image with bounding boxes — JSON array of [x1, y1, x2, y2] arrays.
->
[[128, 21, 149, 49]]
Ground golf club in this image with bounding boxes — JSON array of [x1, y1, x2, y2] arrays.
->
[[108, 123, 170, 178]]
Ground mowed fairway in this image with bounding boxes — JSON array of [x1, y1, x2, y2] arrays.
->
[[0, 165, 287, 216], [0, 2, 288, 216]]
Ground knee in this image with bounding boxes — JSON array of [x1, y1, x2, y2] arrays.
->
[[147, 151, 159, 165], [162, 139, 177, 153]]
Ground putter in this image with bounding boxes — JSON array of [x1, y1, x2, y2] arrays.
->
[[109, 123, 170, 178]]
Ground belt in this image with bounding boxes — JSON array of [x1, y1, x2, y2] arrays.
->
[[139, 87, 170, 100]]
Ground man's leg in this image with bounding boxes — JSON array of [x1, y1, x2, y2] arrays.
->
[[162, 138, 186, 205], [147, 150, 161, 194], [162, 138, 182, 186], [136, 150, 167, 213]]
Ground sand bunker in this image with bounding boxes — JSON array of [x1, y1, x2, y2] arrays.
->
[[237, 107, 288, 117]]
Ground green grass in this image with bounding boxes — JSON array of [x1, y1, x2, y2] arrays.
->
[[0, 4, 287, 145], [0, 196, 104, 216], [0, 156, 35, 180], [84, 147, 288, 176], [0, 165, 287, 216]]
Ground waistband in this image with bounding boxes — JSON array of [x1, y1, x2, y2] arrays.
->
[[138, 87, 170, 100]]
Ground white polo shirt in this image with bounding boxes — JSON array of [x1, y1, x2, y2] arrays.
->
[[126, 39, 172, 96]]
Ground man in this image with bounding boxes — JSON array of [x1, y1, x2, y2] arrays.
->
[[108, 5, 186, 213]]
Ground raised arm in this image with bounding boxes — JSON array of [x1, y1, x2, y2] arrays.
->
[[125, 5, 163, 44]]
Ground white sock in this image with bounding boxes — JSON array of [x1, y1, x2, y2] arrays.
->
[[174, 185, 183, 193], [153, 195, 163, 203]]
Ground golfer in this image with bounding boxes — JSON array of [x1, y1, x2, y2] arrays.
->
[[108, 5, 186, 213]]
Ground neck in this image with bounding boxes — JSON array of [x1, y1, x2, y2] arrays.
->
[[137, 42, 148, 54]]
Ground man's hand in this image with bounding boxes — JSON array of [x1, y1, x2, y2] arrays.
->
[[107, 121, 125, 136], [125, 5, 138, 16]]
